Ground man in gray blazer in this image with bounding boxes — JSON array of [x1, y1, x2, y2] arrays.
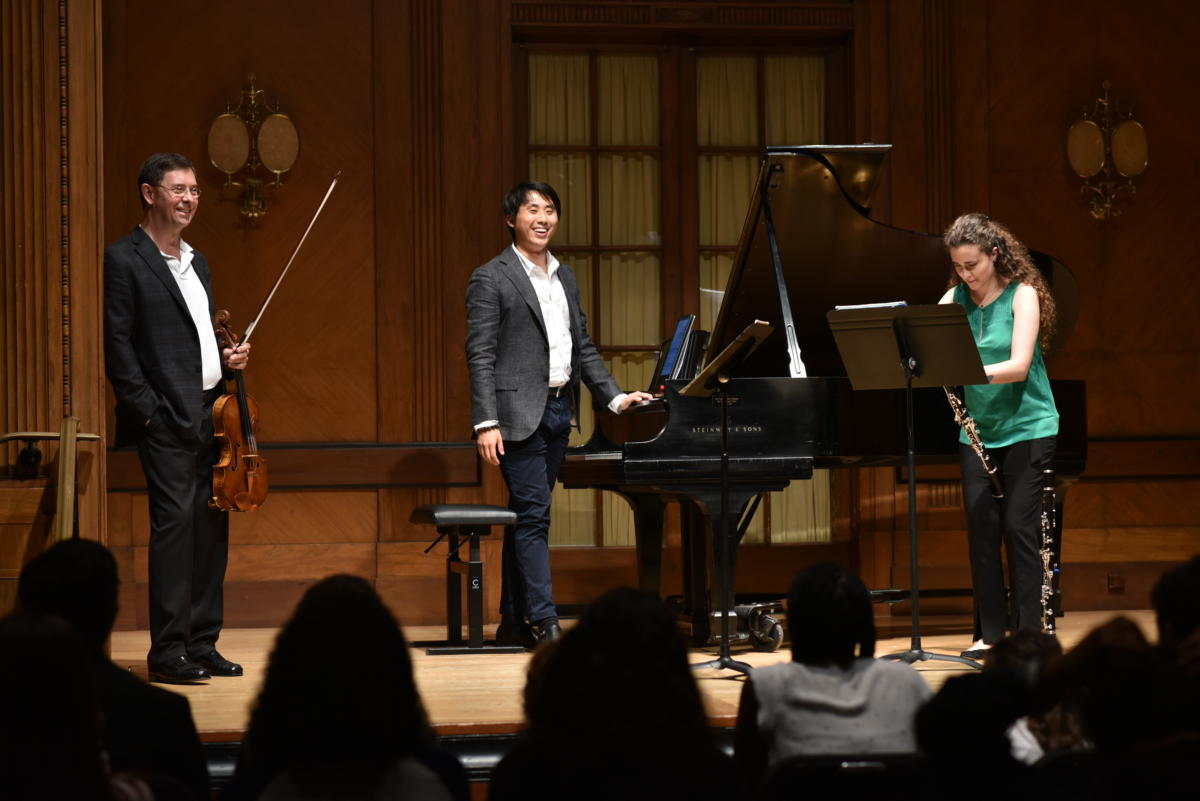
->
[[104, 153, 249, 684], [467, 182, 651, 646]]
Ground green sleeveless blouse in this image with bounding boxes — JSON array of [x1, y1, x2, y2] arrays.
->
[[954, 281, 1058, 448]]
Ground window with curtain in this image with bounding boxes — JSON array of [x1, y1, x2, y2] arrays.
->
[[525, 47, 831, 548]]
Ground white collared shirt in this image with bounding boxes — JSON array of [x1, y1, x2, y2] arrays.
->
[[157, 238, 223, 391], [513, 244, 573, 388]]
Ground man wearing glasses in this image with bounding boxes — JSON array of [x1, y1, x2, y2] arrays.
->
[[104, 153, 249, 684]]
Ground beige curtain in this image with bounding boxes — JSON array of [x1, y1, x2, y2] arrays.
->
[[531, 53, 661, 546], [764, 55, 825, 146], [530, 54, 589, 145]]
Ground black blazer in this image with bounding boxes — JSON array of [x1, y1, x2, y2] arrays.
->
[[95, 657, 210, 801], [104, 227, 221, 447]]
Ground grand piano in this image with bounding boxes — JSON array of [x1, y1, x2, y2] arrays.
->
[[559, 145, 1086, 644]]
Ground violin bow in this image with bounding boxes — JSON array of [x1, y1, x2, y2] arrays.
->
[[240, 171, 341, 345]]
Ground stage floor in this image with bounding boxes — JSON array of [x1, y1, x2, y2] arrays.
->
[[109, 610, 1156, 742]]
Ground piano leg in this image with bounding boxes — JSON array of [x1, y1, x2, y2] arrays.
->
[[680, 499, 710, 644], [621, 491, 667, 597]]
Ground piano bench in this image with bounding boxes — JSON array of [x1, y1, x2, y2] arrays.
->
[[409, 504, 525, 655]]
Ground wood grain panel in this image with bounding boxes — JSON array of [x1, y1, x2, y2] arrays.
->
[[131, 543, 376, 584], [1066, 480, 1200, 528], [377, 541, 458, 578], [1062, 528, 1200, 564], [0, 484, 55, 521], [107, 443, 479, 491], [1059, 562, 1174, 612], [103, 0, 378, 444], [228, 491, 377, 545], [120, 483, 408, 562], [126, 580, 319, 630], [376, 576, 460, 627]]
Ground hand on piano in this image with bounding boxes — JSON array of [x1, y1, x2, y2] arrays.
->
[[618, 391, 655, 412]]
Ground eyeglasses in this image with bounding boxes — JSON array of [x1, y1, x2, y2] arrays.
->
[[158, 184, 202, 198]]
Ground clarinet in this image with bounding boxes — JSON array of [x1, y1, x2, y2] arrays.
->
[[1039, 468, 1059, 635], [943, 386, 1003, 500]]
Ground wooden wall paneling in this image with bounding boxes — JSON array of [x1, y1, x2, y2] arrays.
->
[[64, 0, 108, 547], [107, 443, 478, 491], [3, 0, 106, 557], [948, 0, 988, 215], [377, 541, 460, 626], [921, 0, 953, 230], [373, 0, 418, 447], [979, 0, 1200, 599], [439, 0, 512, 443], [2, 0, 56, 448], [102, 0, 379, 445], [881, 0, 926, 232]]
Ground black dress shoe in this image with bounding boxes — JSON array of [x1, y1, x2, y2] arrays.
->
[[148, 656, 210, 684], [190, 650, 243, 677], [495, 617, 536, 649], [532, 618, 562, 645]]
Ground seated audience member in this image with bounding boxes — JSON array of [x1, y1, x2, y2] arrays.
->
[[982, 629, 1089, 764], [734, 563, 932, 784], [488, 587, 743, 801], [17, 539, 209, 801], [1151, 554, 1200, 680], [915, 672, 1030, 793], [0, 611, 148, 801], [223, 574, 465, 801]]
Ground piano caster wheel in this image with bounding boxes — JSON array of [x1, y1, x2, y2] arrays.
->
[[751, 615, 784, 652]]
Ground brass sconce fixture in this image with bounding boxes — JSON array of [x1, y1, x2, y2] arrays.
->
[[207, 75, 300, 222], [1066, 80, 1148, 220]]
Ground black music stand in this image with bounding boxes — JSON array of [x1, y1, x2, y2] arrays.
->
[[681, 320, 774, 676], [827, 303, 985, 669]]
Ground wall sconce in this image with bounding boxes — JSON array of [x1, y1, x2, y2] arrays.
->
[[207, 74, 300, 223], [1066, 80, 1148, 220]]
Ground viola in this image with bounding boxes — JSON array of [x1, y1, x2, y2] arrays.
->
[[211, 310, 268, 511], [207, 172, 340, 513]]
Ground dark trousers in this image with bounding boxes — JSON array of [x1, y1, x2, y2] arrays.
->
[[136, 402, 229, 664], [960, 436, 1056, 644], [498, 394, 572, 625]]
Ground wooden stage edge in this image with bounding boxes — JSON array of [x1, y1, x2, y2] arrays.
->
[[109, 609, 1156, 743]]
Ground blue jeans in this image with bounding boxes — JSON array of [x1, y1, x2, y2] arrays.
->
[[498, 394, 572, 624]]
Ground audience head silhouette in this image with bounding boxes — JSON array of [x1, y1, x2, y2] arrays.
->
[[247, 574, 425, 778], [787, 561, 875, 665], [0, 612, 114, 800], [523, 586, 709, 754], [1151, 554, 1200, 654], [17, 538, 119, 652], [490, 587, 738, 801]]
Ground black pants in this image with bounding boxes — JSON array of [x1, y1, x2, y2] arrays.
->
[[497, 394, 572, 625], [136, 403, 229, 664], [959, 436, 1056, 644]]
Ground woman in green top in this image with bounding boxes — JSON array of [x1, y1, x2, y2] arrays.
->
[[939, 213, 1059, 660]]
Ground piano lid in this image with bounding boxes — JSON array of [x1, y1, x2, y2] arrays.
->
[[706, 145, 1079, 379]]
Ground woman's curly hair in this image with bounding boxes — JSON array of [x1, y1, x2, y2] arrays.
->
[[944, 212, 1056, 352]]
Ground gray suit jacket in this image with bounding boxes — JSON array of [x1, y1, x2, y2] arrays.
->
[[104, 227, 222, 447], [466, 246, 621, 442]]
